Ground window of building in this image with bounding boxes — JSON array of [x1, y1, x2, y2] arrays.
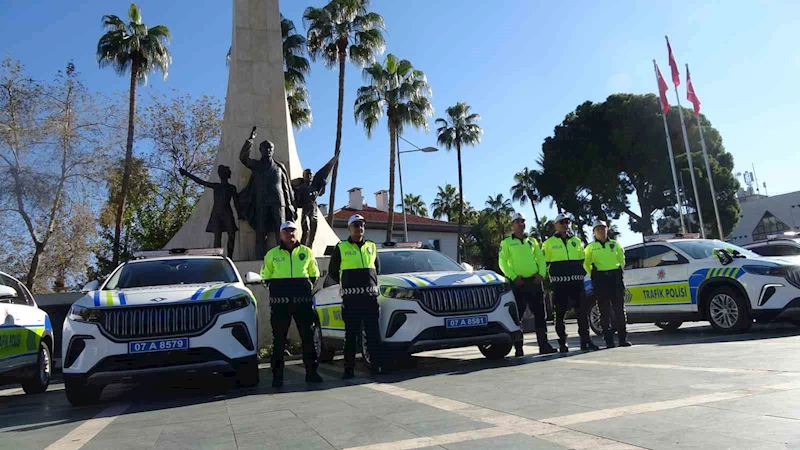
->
[[752, 211, 790, 242]]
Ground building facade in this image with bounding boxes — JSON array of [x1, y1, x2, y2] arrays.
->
[[727, 189, 800, 246]]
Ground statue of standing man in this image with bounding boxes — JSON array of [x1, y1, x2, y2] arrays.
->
[[238, 126, 296, 259]]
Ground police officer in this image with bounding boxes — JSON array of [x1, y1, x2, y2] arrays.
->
[[328, 214, 384, 378], [584, 220, 631, 348], [261, 221, 323, 387], [499, 212, 557, 357], [542, 213, 599, 352]]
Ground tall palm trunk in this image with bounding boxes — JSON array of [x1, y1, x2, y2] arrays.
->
[[113, 61, 138, 266], [386, 122, 397, 243], [456, 138, 464, 263], [326, 46, 348, 224], [526, 189, 541, 237]]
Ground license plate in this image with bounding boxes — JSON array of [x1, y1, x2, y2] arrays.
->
[[445, 315, 488, 329], [128, 337, 189, 354]]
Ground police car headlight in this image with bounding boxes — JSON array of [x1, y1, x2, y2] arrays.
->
[[380, 285, 417, 299], [742, 265, 792, 277], [69, 304, 100, 323], [217, 294, 252, 314]]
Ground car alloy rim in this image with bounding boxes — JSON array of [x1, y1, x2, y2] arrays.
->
[[710, 294, 739, 329], [361, 325, 371, 365], [40, 345, 51, 384], [590, 303, 602, 332], [312, 324, 322, 358]]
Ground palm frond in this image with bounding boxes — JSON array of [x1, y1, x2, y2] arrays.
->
[[128, 3, 142, 24]]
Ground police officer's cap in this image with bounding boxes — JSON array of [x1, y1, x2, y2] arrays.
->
[[511, 212, 526, 222], [348, 214, 366, 226], [553, 213, 571, 223], [279, 221, 297, 231], [593, 219, 608, 229]]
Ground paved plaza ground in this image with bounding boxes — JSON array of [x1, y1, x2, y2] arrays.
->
[[2, 321, 800, 449]]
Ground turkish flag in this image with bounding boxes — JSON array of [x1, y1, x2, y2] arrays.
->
[[666, 37, 680, 87], [656, 63, 670, 114], [686, 67, 701, 116]]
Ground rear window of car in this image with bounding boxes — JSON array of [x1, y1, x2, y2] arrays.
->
[[104, 258, 237, 289]]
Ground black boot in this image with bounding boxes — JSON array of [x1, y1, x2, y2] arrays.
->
[[581, 340, 600, 351], [536, 329, 557, 355], [341, 368, 355, 380], [514, 341, 524, 357], [271, 363, 284, 388], [558, 338, 569, 353], [618, 332, 632, 347], [305, 364, 323, 383], [603, 330, 616, 349]]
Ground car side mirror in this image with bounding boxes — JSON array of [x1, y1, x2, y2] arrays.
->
[[82, 280, 100, 292], [661, 253, 680, 263], [0, 285, 18, 300], [244, 272, 262, 285], [461, 262, 474, 272]]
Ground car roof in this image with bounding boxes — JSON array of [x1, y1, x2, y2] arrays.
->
[[744, 238, 800, 247], [124, 255, 229, 264]]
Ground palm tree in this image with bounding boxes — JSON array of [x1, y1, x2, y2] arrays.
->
[[397, 194, 428, 217], [484, 194, 514, 236], [354, 54, 433, 243], [431, 184, 459, 221], [227, 15, 312, 129], [304, 0, 385, 224], [511, 167, 543, 236], [97, 3, 171, 265], [436, 102, 483, 262]]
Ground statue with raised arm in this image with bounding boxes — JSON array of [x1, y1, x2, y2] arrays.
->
[[238, 126, 296, 258], [292, 154, 338, 248], [179, 165, 241, 257]]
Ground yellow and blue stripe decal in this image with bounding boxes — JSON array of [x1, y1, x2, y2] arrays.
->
[[688, 267, 744, 304], [478, 272, 501, 283], [93, 291, 127, 306], [190, 285, 227, 300]]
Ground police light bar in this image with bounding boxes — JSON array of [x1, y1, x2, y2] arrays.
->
[[767, 231, 798, 239], [643, 233, 700, 242], [381, 241, 423, 249], [133, 248, 225, 259]]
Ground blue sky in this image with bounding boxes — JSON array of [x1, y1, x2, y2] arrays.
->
[[3, 0, 799, 247]]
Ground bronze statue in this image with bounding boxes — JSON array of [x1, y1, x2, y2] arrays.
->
[[292, 154, 338, 249], [179, 165, 241, 257], [238, 126, 296, 259]]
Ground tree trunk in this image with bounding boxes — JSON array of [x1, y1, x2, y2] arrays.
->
[[526, 189, 542, 237], [456, 139, 464, 263], [386, 123, 397, 243], [26, 242, 44, 290], [113, 63, 138, 266], [326, 49, 347, 225]]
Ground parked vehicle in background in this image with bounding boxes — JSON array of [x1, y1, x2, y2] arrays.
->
[[743, 232, 800, 258], [0, 271, 54, 395]]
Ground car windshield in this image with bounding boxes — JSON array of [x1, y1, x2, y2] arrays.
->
[[379, 250, 464, 275], [104, 258, 237, 290], [672, 240, 760, 260]]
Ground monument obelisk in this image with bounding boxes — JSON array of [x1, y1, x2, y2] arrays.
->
[[166, 0, 339, 260]]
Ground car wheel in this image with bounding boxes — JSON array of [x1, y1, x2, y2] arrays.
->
[[22, 341, 52, 395], [360, 323, 373, 369], [477, 343, 513, 360], [64, 377, 103, 406], [587, 297, 603, 336], [235, 355, 260, 388], [312, 322, 336, 363], [706, 287, 752, 333], [655, 321, 683, 332]]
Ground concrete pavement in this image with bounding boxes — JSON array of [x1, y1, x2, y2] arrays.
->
[[2, 321, 800, 449]]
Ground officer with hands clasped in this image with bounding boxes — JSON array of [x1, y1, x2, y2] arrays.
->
[[498, 212, 557, 356], [260, 221, 323, 388], [542, 213, 600, 352], [584, 220, 632, 348], [328, 214, 385, 378]]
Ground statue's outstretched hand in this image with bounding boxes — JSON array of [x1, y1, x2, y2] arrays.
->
[[250, 126, 257, 140]]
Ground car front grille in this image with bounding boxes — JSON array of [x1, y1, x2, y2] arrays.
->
[[416, 285, 502, 315], [786, 267, 800, 289], [98, 303, 216, 340]]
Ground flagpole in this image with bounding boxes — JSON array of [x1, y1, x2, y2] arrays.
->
[[653, 59, 686, 234], [666, 36, 706, 238], [687, 63, 724, 240]]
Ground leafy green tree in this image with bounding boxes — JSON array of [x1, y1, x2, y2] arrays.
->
[[97, 3, 171, 265], [304, 0, 385, 224], [511, 167, 544, 237], [483, 194, 514, 237], [436, 102, 483, 262], [354, 54, 433, 243], [397, 193, 428, 217], [431, 184, 459, 221], [530, 215, 556, 241]]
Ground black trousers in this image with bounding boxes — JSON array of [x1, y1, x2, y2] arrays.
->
[[553, 283, 591, 343], [342, 294, 383, 370], [592, 269, 627, 338], [513, 278, 547, 330], [300, 206, 318, 248], [270, 302, 317, 374]]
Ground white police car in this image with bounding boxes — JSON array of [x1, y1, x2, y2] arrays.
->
[[312, 244, 522, 364], [62, 249, 261, 405], [0, 271, 54, 394], [586, 235, 800, 334]]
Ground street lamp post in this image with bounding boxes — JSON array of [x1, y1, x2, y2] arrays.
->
[[397, 134, 438, 242]]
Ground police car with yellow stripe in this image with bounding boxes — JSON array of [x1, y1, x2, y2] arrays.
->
[[586, 235, 800, 334], [62, 249, 262, 405], [0, 271, 54, 395], [312, 243, 522, 364]]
